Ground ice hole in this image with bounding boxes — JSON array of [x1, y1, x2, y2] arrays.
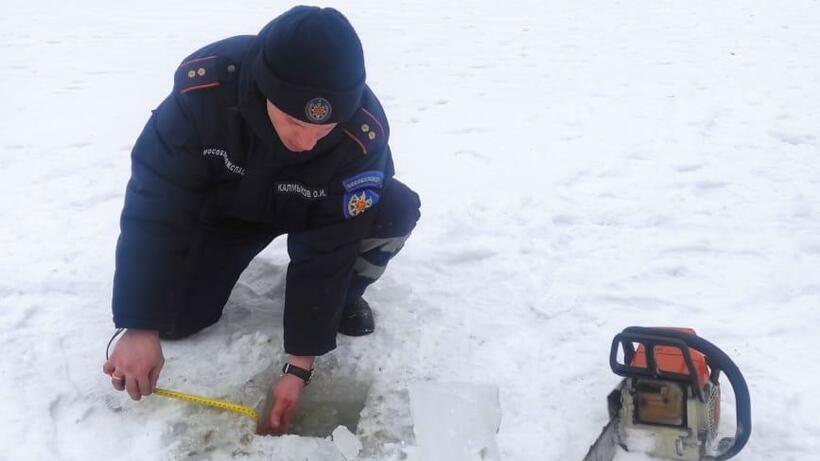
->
[[252, 371, 372, 437]]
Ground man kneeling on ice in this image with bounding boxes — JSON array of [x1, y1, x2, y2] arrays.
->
[[102, 6, 420, 434]]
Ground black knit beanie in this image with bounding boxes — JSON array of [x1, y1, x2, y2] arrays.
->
[[252, 6, 366, 124]]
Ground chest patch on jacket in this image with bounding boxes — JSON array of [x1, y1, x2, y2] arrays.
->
[[203, 148, 246, 175], [275, 182, 328, 200]]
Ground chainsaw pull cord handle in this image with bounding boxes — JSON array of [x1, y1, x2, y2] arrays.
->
[[620, 327, 751, 461]]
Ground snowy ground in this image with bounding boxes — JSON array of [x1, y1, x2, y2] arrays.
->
[[1, 0, 819, 460]]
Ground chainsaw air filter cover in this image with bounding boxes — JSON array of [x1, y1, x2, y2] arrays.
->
[[634, 379, 685, 427]]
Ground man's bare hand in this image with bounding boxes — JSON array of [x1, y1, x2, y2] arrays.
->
[[268, 373, 306, 434], [102, 329, 164, 400]]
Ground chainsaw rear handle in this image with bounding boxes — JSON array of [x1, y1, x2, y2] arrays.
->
[[611, 326, 751, 461], [610, 331, 706, 402]]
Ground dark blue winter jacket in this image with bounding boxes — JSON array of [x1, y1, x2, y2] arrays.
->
[[112, 34, 394, 355]]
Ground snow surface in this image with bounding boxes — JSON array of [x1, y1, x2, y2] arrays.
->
[[1, 0, 820, 460]]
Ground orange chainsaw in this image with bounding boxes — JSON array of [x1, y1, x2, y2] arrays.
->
[[583, 327, 751, 461]]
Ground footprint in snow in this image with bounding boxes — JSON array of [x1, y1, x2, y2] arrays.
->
[[551, 214, 576, 226], [693, 180, 728, 191], [453, 149, 486, 160], [674, 163, 704, 173], [769, 131, 817, 146], [442, 127, 488, 135], [442, 248, 497, 264]]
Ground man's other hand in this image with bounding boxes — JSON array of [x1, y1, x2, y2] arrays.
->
[[102, 329, 164, 400], [268, 373, 307, 434]]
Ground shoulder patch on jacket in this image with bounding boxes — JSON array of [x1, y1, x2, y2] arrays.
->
[[174, 55, 239, 94], [343, 189, 380, 219], [342, 107, 388, 155], [342, 170, 384, 192]]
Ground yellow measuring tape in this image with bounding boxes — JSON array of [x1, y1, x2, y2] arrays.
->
[[153, 387, 258, 423], [105, 330, 259, 424]]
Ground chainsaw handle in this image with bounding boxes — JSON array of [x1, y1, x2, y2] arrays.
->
[[618, 327, 752, 461], [610, 332, 706, 401]]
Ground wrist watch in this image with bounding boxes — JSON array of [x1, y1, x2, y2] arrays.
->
[[282, 362, 313, 385]]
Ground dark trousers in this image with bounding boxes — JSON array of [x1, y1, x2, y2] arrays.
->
[[163, 178, 420, 339]]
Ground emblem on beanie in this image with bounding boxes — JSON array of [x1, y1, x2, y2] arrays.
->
[[305, 97, 332, 123]]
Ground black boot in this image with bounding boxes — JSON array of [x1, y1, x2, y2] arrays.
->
[[338, 297, 375, 336]]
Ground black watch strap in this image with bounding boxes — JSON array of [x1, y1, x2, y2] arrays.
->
[[282, 363, 313, 385]]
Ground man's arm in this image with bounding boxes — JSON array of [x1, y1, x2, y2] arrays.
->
[[269, 96, 393, 431], [268, 139, 389, 433], [106, 93, 209, 399], [282, 99, 393, 356], [268, 354, 315, 434], [113, 93, 209, 331], [283, 160, 385, 356]]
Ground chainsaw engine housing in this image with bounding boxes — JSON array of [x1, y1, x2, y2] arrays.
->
[[613, 376, 720, 461]]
